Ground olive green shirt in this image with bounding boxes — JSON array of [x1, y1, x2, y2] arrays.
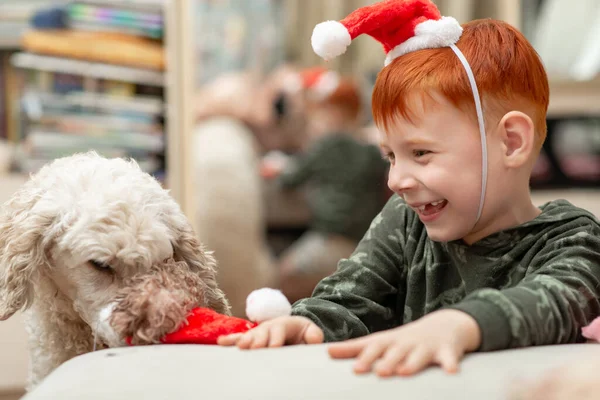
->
[[292, 195, 600, 351], [278, 133, 388, 241]]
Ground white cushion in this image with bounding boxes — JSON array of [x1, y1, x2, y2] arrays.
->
[[22, 343, 600, 400]]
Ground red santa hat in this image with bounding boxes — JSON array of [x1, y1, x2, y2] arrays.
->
[[125, 288, 293, 346], [300, 66, 341, 100], [311, 0, 463, 66], [281, 66, 341, 100]]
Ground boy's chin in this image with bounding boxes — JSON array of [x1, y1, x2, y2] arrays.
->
[[424, 227, 467, 243]]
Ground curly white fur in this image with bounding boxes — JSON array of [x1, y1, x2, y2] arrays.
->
[[0, 151, 230, 390]]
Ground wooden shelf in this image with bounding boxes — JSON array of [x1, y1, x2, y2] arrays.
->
[[548, 78, 600, 118], [32, 91, 165, 115], [11, 52, 165, 87], [0, 38, 21, 50]]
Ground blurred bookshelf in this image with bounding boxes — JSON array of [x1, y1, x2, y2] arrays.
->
[[0, 0, 196, 213], [0, 1, 52, 50]]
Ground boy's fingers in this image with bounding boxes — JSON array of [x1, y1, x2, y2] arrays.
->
[[374, 345, 408, 377], [327, 338, 366, 359], [217, 333, 243, 346], [249, 326, 270, 349], [236, 332, 255, 349], [435, 347, 460, 374], [303, 324, 324, 344], [396, 346, 431, 376], [268, 324, 286, 347], [353, 343, 386, 374]]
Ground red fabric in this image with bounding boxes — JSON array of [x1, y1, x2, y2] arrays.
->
[[300, 66, 328, 89], [339, 0, 440, 54], [127, 307, 258, 346], [162, 308, 258, 345]]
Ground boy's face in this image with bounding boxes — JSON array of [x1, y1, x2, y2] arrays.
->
[[306, 103, 356, 140], [379, 93, 486, 242]]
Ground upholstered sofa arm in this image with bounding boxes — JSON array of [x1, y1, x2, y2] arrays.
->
[[22, 343, 600, 400]]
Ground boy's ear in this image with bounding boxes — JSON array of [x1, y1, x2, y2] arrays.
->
[[497, 111, 535, 168]]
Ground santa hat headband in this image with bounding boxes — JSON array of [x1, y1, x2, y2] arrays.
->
[[311, 0, 462, 66], [301, 67, 341, 101], [311, 0, 488, 224], [282, 67, 341, 101]]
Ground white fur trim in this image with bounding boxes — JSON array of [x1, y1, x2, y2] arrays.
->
[[94, 302, 123, 347], [246, 288, 292, 323], [311, 20, 352, 61], [385, 16, 463, 66], [310, 70, 341, 100], [262, 150, 290, 170]]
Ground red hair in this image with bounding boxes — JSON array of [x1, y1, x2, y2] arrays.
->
[[372, 19, 549, 149], [306, 77, 362, 121]]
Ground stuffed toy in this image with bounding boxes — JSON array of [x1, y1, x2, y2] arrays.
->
[[109, 258, 291, 346]]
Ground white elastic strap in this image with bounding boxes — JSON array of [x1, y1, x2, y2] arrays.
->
[[449, 44, 487, 224]]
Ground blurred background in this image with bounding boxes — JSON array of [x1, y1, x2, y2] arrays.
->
[[0, 1, 599, 398]]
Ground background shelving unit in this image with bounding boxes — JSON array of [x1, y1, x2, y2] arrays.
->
[[2, 0, 195, 215]]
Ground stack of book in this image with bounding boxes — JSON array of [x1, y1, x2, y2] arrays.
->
[[67, 1, 163, 39], [0, 1, 53, 48], [9, 0, 167, 179], [0, 1, 57, 140], [18, 84, 165, 175]]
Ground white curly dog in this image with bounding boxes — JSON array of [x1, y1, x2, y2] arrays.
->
[[0, 151, 230, 389]]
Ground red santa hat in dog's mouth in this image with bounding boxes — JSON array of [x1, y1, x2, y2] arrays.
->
[[122, 288, 293, 346], [311, 0, 463, 66]]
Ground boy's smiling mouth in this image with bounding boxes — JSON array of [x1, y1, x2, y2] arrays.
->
[[410, 200, 448, 221]]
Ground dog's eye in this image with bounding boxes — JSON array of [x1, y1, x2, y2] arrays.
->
[[89, 260, 112, 272]]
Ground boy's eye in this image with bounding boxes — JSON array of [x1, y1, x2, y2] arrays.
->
[[382, 152, 395, 163], [413, 150, 431, 158]]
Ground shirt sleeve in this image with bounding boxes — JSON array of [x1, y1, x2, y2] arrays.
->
[[291, 195, 409, 341], [447, 219, 600, 352]]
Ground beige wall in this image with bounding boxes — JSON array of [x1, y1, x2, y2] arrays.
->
[[0, 312, 28, 392], [0, 175, 29, 397]]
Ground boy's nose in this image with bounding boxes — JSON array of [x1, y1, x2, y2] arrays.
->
[[387, 166, 418, 194]]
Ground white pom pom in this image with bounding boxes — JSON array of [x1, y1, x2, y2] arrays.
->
[[246, 288, 292, 323], [311, 20, 351, 61]]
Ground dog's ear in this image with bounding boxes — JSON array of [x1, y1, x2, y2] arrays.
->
[[0, 182, 56, 320], [170, 216, 231, 316]]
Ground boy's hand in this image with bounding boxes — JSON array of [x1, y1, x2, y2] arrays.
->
[[259, 161, 284, 179], [217, 316, 324, 349], [328, 309, 481, 377], [259, 151, 289, 179]]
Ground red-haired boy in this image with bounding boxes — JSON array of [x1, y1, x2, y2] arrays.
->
[[220, 0, 600, 377]]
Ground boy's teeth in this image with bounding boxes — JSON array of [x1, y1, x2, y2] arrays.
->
[[417, 200, 445, 211]]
